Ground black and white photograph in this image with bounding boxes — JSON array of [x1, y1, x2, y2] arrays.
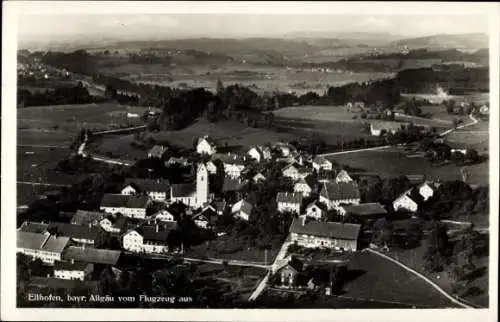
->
[[1, 1, 498, 321]]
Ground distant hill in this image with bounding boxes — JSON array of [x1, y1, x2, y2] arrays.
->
[[392, 33, 488, 50], [285, 31, 404, 47]]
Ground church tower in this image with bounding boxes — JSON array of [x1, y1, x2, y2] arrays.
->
[[196, 163, 209, 207]]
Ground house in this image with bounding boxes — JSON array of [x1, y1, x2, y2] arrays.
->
[[289, 217, 361, 251], [165, 156, 189, 167], [275, 142, 292, 157], [100, 194, 150, 219], [70, 210, 105, 226], [393, 190, 418, 212], [170, 163, 210, 208], [192, 206, 218, 229], [282, 164, 301, 181], [99, 215, 127, 234], [153, 209, 176, 222], [212, 200, 227, 216], [148, 145, 167, 159], [122, 223, 178, 254], [305, 202, 328, 220], [231, 199, 253, 221], [479, 104, 489, 115], [18, 221, 49, 234], [17, 231, 70, 265], [370, 122, 407, 136], [338, 203, 387, 218], [335, 170, 353, 183], [48, 223, 107, 247], [62, 246, 122, 266], [222, 177, 248, 193], [294, 178, 312, 197], [205, 160, 217, 174], [276, 192, 303, 214], [417, 181, 437, 202], [252, 172, 266, 184], [54, 260, 94, 281], [319, 182, 360, 210], [273, 257, 304, 288], [121, 178, 171, 202], [312, 156, 333, 172], [259, 145, 272, 161], [196, 136, 217, 155], [213, 153, 247, 178], [247, 147, 262, 162]]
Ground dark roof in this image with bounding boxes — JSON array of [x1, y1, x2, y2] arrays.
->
[[28, 277, 99, 292], [54, 260, 92, 271], [212, 201, 227, 212], [320, 182, 360, 201], [222, 177, 247, 192], [124, 178, 170, 193], [103, 214, 128, 229], [71, 210, 105, 225], [171, 183, 195, 198], [17, 231, 69, 253], [276, 192, 303, 204], [49, 223, 103, 241], [135, 223, 176, 243], [290, 218, 361, 241], [342, 203, 387, 216], [307, 201, 328, 211], [193, 207, 218, 222], [63, 246, 122, 265], [213, 153, 247, 166], [18, 221, 49, 234], [100, 194, 150, 209], [198, 136, 217, 146], [312, 156, 330, 164]]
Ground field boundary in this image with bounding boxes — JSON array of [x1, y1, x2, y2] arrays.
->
[[364, 248, 473, 308]]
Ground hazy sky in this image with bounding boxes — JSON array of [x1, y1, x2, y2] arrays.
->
[[15, 2, 490, 44]]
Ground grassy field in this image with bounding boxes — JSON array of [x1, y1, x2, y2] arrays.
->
[[446, 120, 489, 152], [341, 251, 460, 308], [191, 262, 267, 302], [388, 239, 489, 308]]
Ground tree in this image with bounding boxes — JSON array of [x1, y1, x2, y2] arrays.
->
[[465, 149, 479, 164], [216, 79, 224, 94], [372, 217, 392, 248], [423, 220, 450, 272], [403, 217, 423, 249]]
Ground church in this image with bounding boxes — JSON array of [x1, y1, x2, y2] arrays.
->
[[170, 163, 211, 209]]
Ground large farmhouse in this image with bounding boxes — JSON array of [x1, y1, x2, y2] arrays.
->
[[319, 182, 360, 210]]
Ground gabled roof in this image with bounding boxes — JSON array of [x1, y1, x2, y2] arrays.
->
[[342, 203, 387, 216], [294, 178, 311, 187], [214, 153, 247, 166], [54, 260, 92, 271], [71, 210, 105, 226], [197, 136, 217, 146], [192, 207, 218, 222], [232, 199, 253, 215], [48, 223, 103, 241], [17, 231, 69, 253], [171, 183, 196, 198], [282, 163, 299, 173], [276, 192, 303, 204], [18, 221, 49, 234], [133, 223, 177, 243], [148, 145, 167, 157], [307, 201, 328, 212], [394, 189, 415, 203], [63, 246, 121, 265], [290, 218, 361, 241], [335, 170, 353, 182], [320, 182, 360, 201], [124, 178, 170, 193], [100, 194, 150, 209], [102, 214, 128, 229], [312, 156, 331, 165]]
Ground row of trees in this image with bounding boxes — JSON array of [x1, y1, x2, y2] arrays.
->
[[17, 83, 95, 107]]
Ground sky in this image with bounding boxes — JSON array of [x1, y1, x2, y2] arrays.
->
[[14, 3, 490, 45]]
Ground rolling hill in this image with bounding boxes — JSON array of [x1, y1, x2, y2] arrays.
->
[[392, 33, 488, 50]]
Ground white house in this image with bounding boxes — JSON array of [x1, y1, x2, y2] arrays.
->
[[122, 224, 176, 254], [370, 122, 407, 136], [153, 209, 176, 222], [294, 178, 312, 197], [479, 104, 489, 115], [170, 163, 210, 208], [319, 182, 360, 210], [335, 170, 353, 183], [196, 136, 217, 155], [247, 147, 262, 162], [54, 260, 94, 281], [121, 185, 137, 195], [17, 231, 70, 265], [231, 199, 253, 221], [282, 164, 301, 181], [148, 145, 167, 159], [393, 190, 418, 213], [305, 202, 328, 220], [418, 182, 436, 202], [252, 172, 266, 184], [100, 194, 150, 219], [214, 154, 246, 179], [259, 146, 272, 161], [275, 143, 291, 157], [312, 156, 333, 172], [121, 178, 170, 202], [277, 192, 303, 214], [99, 216, 127, 234]]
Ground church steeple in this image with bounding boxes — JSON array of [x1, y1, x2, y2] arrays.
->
[[196, 163, 209, 207]]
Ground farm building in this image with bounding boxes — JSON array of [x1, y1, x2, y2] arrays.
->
[[319, 182, 360, 210], [273, 257, 304, 288], [121, 178, 171, 202], [252, 172, 266, 184], [335, 170, 353, 183], [305, 202, 328, 220], [122, 223, 179, 254], [17, 231, 70, 265], [214, 153, 247, 179], [54, 260, 94, 281], [277, 192, 303, 214], [99, 214, 127, 234], [148, 145, 168, 159], [152, 209, 176, 222], [100, 194, 151, 219], [192, 206, 218, 229], [312, 156, 333, 172], [370, 122, 407, 136], [231, 199, 253, 221], [48, 223, 107, 247], [62, 246, 122, 266], [338, 203, 387, 218], [289, 217, 361, 251], [294, 178, 313, 197]]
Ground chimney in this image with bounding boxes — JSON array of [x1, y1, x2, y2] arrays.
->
[[71, 259, 75, 265], [156, 224, 159, 233]]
